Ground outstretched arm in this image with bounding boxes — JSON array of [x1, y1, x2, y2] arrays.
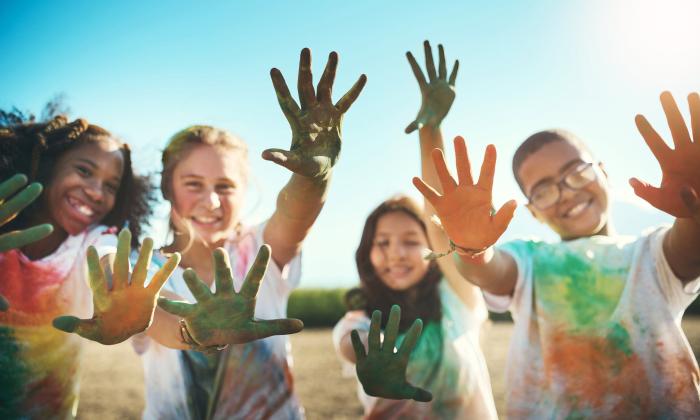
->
[[263, 48, 367, 268], [413, 137, 518, 295], [406, 41, 483, 306], [631, 92, 700, 282]]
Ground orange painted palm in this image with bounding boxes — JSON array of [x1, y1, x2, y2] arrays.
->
[[630, 92, 700, 219]]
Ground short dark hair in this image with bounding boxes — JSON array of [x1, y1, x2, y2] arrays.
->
[[352, 195, 442, 333], [0, 110, 156, 247], [512, 129, 592, 193]]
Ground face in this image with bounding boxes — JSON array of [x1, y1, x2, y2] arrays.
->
[[45, 140, 125, 235], [169, 145, 247, 248], [519, 139, 610, 240], [369, 211, 431, 291]]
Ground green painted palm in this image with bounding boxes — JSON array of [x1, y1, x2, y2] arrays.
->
[[263, 48, 367, 179], [405, 41, 459, 133], [351, 305, 433, 402], [0, 174, 53, 253], [158, 245, 304, 348]]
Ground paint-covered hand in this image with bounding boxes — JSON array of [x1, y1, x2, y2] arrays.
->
[[158, 245, 304, 348], [263, 48, 367, 179], [53, 229, 181, 345], [351, 305, 432, 402], [413, 136, 517, 253], [405, 40, 459, 134], [0, 294, 8, 312], [0, 174, 53, 252], [631, 92, 700, 218]]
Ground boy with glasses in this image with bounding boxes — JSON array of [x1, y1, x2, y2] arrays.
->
[[414, 92, 700, 418]]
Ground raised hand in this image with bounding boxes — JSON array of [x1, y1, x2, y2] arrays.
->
[[413, 136, 517, 252], [405, 40, 459, 134], [53, 229, 180, 345], [0, 174, 53, 252], [263, 48, 367, 179], [631, 92, 700, 218], [158, 245, 304, 349], [351, 305, 432, 402]]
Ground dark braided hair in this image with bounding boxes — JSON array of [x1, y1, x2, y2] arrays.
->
[[352, 195, 442, 333], [0, 109, 156, 246]]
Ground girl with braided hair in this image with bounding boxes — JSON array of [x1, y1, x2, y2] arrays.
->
[[0, 110, 178, 419]]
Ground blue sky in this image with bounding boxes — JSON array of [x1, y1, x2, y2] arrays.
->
[[2, 0, 698, 286]]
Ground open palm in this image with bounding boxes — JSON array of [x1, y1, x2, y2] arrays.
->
[[0, 174, 53, 253], [53, 229, 180, 345], [413, 136, 517, 250], [158, 245, 303, 348], [631, 92, 700, 218], [263, 48, 367, 179]]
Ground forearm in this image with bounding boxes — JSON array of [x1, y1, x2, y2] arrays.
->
[[264, 173, 330, 267], [453, 247, 518, 295], [147, 290, 189, 350], [664, 218, 700, 281]]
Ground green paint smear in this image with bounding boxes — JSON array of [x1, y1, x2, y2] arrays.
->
[[0, 326, 30, 418], [532, 242, 627, 330]]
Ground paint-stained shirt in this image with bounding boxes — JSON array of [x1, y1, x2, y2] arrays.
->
[[133, 222, 304, 420], [484, 226, 700, 419], [0, 226, 118, 419], [333, 280, 498, 419]]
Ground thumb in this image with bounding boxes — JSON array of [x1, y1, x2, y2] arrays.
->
[[252, 318, 304, 340], [53, 316, 100, 342], [0, 294, 8, 311], [404, 120, 420, 134], [262, 148, 300, 171], [406, 384, 433, 402], [629, 178, 664, 209], [493, 200, 517, 237]]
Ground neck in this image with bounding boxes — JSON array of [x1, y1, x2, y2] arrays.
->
[[164, 231, 222, 286], [21, 227, 68, 260]]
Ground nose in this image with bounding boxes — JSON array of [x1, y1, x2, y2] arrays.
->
[[387, 242, 407, 260], [202, 189, 221, 210], [83, 180, 105, 203]]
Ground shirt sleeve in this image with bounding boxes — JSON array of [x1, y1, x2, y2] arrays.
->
[[481, 239, 533, 314], [649, 227, 700, 315]]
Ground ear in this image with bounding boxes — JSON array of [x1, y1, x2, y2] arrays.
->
[[526, 202, 545, 224]]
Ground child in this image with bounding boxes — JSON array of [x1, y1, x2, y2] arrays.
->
[[333, 42, 497, 419], [413, 92, 700, 418], [0, 113, 176, 418], [134, 47, 366, 419]]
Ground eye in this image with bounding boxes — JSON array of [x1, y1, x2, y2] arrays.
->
[[105, 182, 119, 195], [374, 240, 389, 248], [215, 183, 236, 194], [75, 165, 91, 177], [403, 240, 421, 247], [184, 181, 202, 190]]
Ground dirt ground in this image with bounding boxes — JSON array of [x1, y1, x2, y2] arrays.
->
[[77, 318, 700, 419]]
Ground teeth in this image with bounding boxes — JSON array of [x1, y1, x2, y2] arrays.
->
[[566, 201, 588, 218], [68, 197, 94, 217], [193, 216, 219, 224]]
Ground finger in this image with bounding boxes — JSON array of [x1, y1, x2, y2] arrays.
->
[[493, 200, 518, 237], [157, 297, 196, 317], [660, 91, 691, 149], [412, 177, 441, 205], [316, 51, 338, 104], [0, 174, 28, 201], [382, 305, 401, 353], [112, 229, 132, 290], [688, 92, 700, 144], [335, 74, 368, 113], [86, 246, 108, 302], [635, 117, 672, 172], [448, 60, 459, 86], [404, 120, 420, 134], [183, 268, 213, 302], [409, 386, 433, 402], [147, 252, 181, 293], [454, 136, 474, 185], [0, 224, 53, 253], [368, 309, 382, 353], [297, 48, 317, 110], [0, 182, 42, 226], [438, 44, 447, 80], [350, 329, 367, 361], [240, 245, 271, 299], [212, 248, 235, 294], [477, 144, 497, 192], [131, 237, 154, 288], [431, 148, 457, 193], [251, 318, 304, 340], [629, 178, 664, 210], [262, 148, 301, 172], [270, 68, 301, 117], [0, 294, 8, 311], [405, 51, 427, 89], [398, 318, 423, 361], [680, 186, 700, 224], [423, 40, 437, 82], [52, 316, 94, 337]]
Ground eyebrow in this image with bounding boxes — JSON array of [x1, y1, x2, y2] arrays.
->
[[528, 158, 584, 194], [75, 158, 98, 168]]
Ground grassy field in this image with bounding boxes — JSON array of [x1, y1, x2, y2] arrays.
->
[[76, 317, 700, 419]]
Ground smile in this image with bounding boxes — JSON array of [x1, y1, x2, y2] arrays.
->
[[563, 199, 592, 218], [67, 196, 96, 217]]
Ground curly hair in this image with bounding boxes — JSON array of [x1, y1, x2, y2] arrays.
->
[[353, 195, 442, 333], [0, 109, 156, 247]]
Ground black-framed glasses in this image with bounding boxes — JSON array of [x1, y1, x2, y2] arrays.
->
[[528, 162, 597, 210]]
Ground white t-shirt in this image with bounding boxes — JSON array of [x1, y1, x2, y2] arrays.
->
[[333, 280, 498, 419], [0, 225, 117, 419], [484, 227, 700, 419], [133, 222, 303, 420]]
